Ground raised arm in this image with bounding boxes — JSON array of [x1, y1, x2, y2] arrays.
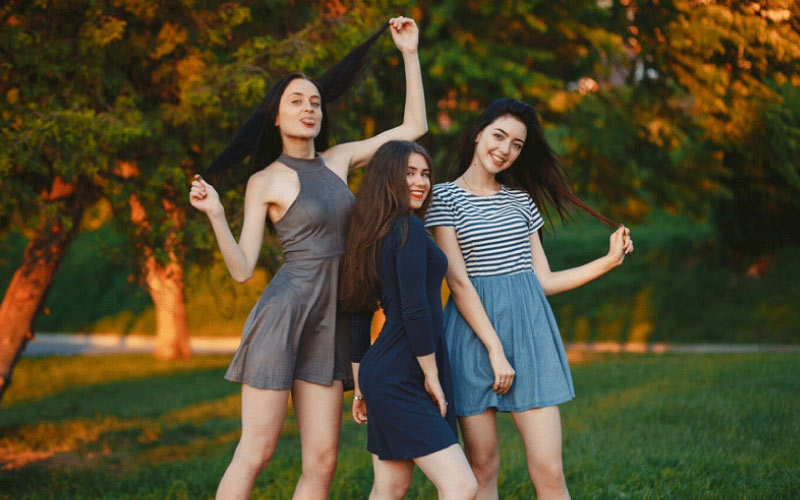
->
[[323, 17, 427, 175], [189, 172, 270, 282], [530, 226, 633, 296], [431, 226, 516, 395]]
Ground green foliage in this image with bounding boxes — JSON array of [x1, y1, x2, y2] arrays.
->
[[1, 353, 798, 498]]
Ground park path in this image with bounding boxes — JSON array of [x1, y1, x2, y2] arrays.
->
[[20, 333, 800, 357]]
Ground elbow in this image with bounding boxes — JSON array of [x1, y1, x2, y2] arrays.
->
[[413, 122, 428, 139], [231, 270, 253, 283]]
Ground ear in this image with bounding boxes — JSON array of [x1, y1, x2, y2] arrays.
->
[[475, 130, 482, 144], [274, 114, 280, 127]]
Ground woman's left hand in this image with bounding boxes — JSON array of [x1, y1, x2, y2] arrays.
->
[[389, 16, 418, 54], [608, 225, 634, 266]]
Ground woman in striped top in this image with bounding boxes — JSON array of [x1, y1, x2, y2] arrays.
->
[[425, 98, 633, 500]]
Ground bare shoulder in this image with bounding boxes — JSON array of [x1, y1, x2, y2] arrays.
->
[[247, 161, 296, 201]]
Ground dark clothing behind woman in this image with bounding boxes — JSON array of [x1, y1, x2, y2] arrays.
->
[[351, 215, 457, 460]]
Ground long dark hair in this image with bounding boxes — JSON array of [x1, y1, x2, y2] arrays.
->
[[339, 141, 434, 314], [457, 98, 617, 228], [202, 22, 391, 178]]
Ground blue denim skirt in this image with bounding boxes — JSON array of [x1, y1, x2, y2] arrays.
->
[[443, 270, 575, 417]]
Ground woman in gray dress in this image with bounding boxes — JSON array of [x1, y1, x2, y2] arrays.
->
[[189, 17, 426, 500]]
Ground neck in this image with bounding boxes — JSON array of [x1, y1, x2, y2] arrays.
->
[[463, 161, 500, 191], [281, 135, 316, 159]]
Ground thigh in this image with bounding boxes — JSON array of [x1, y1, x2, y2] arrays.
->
[[510, 405, 563, 463], [292, 379, 344, 453], [371, 453, 415, 488], [459, 409, 499, 459], [240, 383, 290, 448], [413, 443, 473, 484]]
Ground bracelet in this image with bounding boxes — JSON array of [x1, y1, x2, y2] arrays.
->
[[353, 394, 364, 401]]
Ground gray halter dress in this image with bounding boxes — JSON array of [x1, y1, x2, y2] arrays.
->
[[224, 153, 355, 390]]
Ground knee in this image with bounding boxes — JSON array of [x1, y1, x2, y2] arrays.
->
[[232, 439, 276, 474], [466, 448, 499, 485], [447, 474, 478, 500], [303, 446, 338, 479], [372, 475, 411, 499], [532, 459, 566, 490]]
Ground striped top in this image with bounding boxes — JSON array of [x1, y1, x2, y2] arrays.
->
[[424, 182, 544, 277]]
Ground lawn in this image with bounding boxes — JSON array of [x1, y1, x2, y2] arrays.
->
[[1, 353, 798, 499]]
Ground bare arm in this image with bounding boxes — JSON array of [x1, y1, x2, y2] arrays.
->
[[432, 225, 516, 395], [189, 172, 270, 282], [531, 226, 633, 296], [323, 17, 427, 175]]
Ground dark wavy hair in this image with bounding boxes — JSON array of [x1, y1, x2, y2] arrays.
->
[[339, 141, 434, 314], [457, 98, 617, 228], [202, 22, 391, 178]]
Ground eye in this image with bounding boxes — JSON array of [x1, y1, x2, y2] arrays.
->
[[422, 171, 430, 178], [513, 143, 523, 150], [493, 133, 503, 140], [311, 101, 321, 108], [291, 99, 301, 105]]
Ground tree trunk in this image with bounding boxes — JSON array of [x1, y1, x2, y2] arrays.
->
[[145, 255, 191, 359], [128, 193, 191, 360], [0, 179, 84, 403]]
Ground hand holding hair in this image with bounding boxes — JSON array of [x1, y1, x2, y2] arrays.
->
[[189, 174, 223, 217], [388, 16, 419, 54], [608, 226, 634, 265]]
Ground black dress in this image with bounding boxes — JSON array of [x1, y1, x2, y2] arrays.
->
[[351, 215, 458, 460]]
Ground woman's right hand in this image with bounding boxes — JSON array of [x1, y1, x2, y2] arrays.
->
[[352, 396, 368, 424], [424, 375, 448, 417], [488, 348, 515, 395], [189, 175, 223, 216]]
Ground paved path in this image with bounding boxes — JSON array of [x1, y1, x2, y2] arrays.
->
[[21, 333, 800, 357]]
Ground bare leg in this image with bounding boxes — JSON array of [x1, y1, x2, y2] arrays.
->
[[216, 384, 289, 500], [414, 443, 478, 500], [368, 454, 415, 500], [459, 409, 500, 500], [511, 406, 570, 500], [291, 379, 344, 500]]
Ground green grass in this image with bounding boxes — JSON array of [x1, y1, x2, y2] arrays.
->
[[1, 353, 798, 499], [2, 212, 799, 342]]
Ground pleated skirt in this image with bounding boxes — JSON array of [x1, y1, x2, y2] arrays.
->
[[443, 270, 574, 416]]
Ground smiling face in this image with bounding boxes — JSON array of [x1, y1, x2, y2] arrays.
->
[[274, 78, 322, 139], [406, 152, 431, 211], [473, 114, 528, 175]]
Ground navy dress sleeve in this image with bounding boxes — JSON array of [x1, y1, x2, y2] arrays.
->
[[395, 217, 435, 357], [350, 312, 374, 363]]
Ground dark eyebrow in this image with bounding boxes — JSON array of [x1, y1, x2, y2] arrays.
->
[[495, 127, 524, 144], [287, 92, 321, 99]]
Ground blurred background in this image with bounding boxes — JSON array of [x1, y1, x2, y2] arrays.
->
[[1, 1, 798, 498]]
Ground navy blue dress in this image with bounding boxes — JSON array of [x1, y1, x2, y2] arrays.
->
[[351, 215, 458, 460]]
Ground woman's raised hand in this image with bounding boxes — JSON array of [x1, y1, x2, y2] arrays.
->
[[424, 375, 448, 417], [488, 348, 515, 395], [189, 175, 223, 217], [608, 226, 634, 266], [389, 16, 419, 54]]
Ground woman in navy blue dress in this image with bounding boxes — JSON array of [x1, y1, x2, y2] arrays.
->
[[340, 141, 477, 499]]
